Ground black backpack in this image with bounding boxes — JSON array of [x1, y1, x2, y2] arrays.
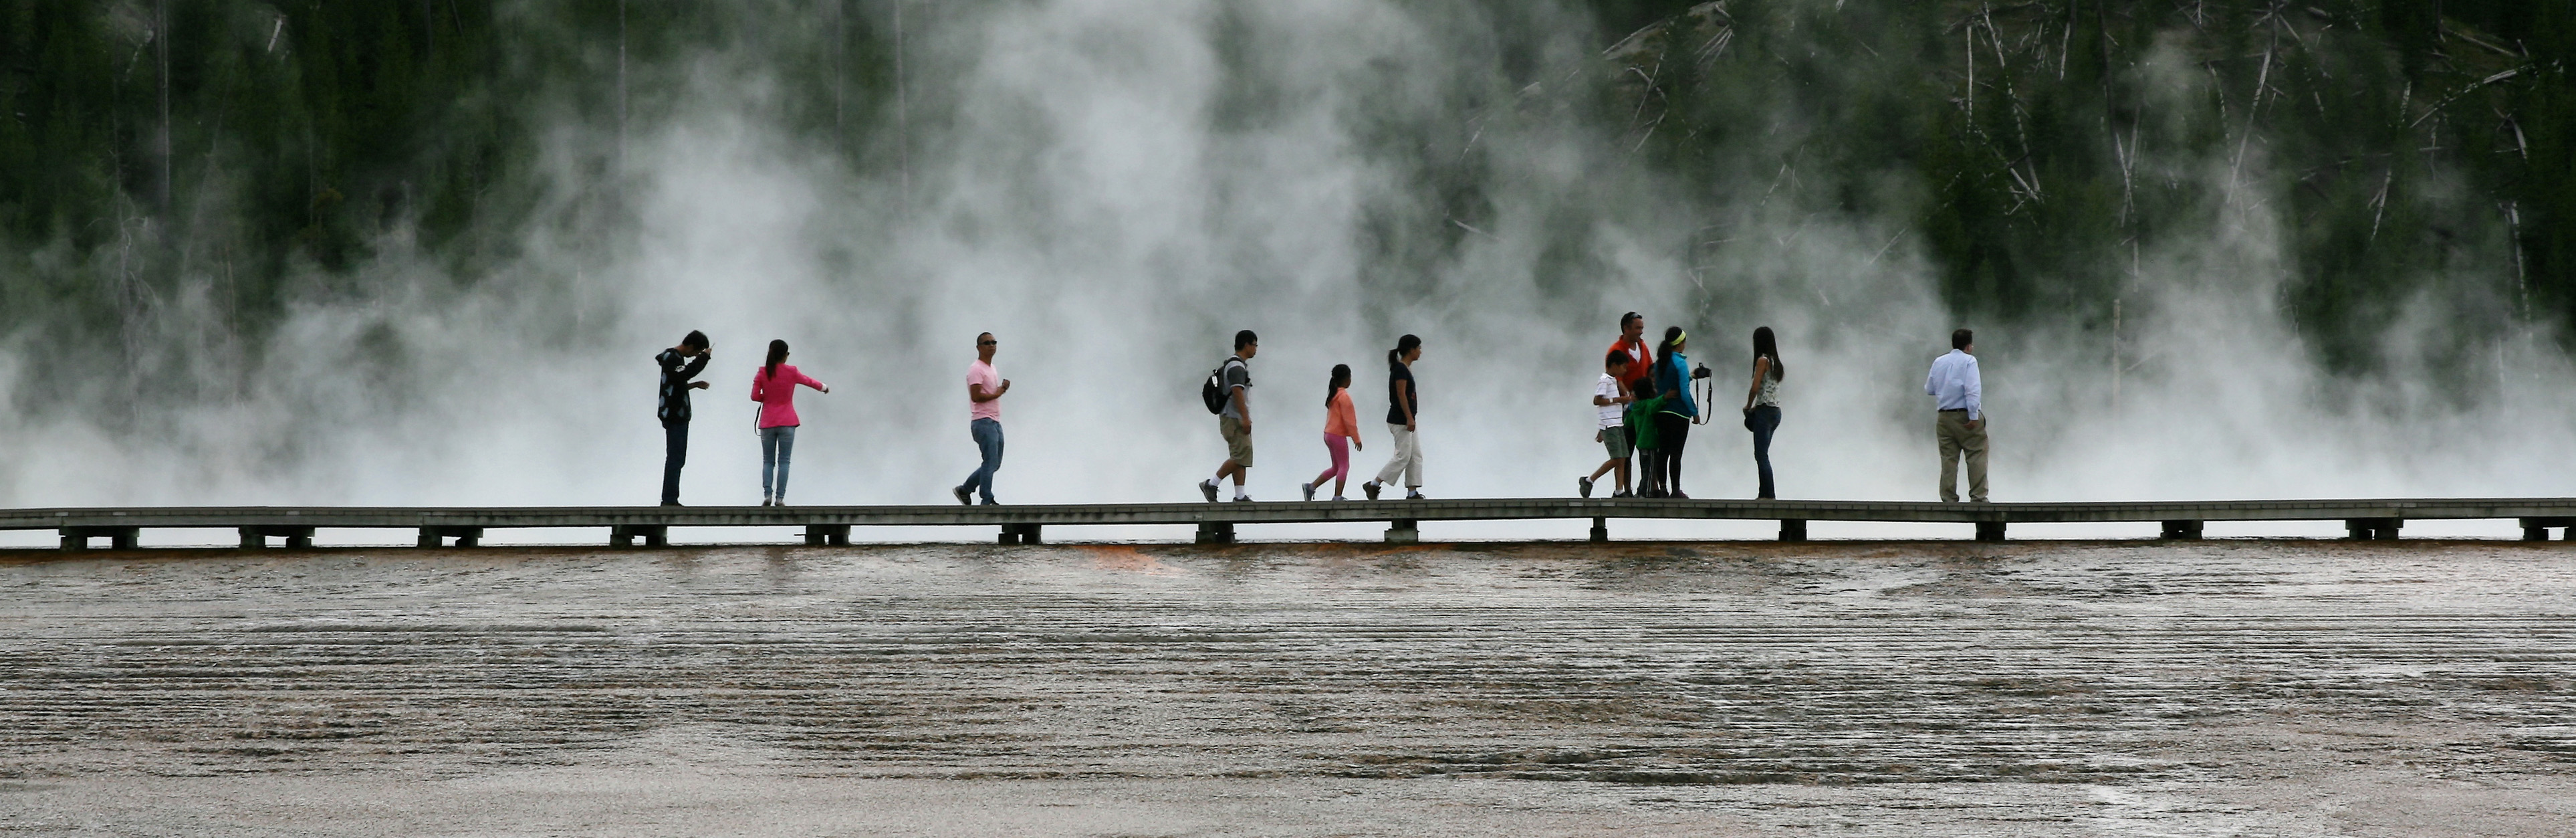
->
[[1201, 357, 1246, 414]]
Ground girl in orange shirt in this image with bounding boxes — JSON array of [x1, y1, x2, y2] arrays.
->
[[1302, 364, 1364, 502]]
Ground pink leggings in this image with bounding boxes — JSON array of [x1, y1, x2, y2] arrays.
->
[[1317, 433, 1351, 482]]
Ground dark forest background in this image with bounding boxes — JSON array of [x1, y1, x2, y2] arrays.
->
[[1, 1, 2568, 407]]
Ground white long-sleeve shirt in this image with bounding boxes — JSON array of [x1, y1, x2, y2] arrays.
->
[[1924, 350, 1981, 421]]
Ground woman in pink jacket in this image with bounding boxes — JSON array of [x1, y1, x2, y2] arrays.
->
[[751, 339, 829, 506]]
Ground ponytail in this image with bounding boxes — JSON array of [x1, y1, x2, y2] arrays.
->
[[764, 339, 788, 380], [1387, 334, 1421, 365], [1326, 364, 1351, 409]]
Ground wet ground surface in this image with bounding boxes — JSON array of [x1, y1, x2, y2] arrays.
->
[[1, 539, 2571, 836]]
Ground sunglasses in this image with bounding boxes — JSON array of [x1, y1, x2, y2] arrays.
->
[[977, 340, 997, 346]]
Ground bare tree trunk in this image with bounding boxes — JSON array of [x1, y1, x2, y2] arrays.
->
[[617, 0, 628, 176], [156, 0, 172, 224], [833, 0, 846, 156], [894, 0, 909, 213]]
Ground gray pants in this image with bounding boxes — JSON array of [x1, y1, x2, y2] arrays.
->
[[760, 425, 797, 501], [1936, 410, 1987, 503]]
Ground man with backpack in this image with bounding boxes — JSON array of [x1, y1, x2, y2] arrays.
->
[[1199, 330, 1259, 502]]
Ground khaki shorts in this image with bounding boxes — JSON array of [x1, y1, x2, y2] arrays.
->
[[1220, 415, 1254, 467]]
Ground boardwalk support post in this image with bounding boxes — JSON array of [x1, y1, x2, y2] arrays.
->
[[1589, 517, 1609, 543], [806, 524, 852, 546], [2521, 518, 2572, 541], [58, 526, 139, 551], [610, 524, 669, 548], [1195, 522, 1234, 545], [998, 523, 1040, 545], [2159, 520, 2204, 540], [2345, 518, 2402, 540], [418, 526, 483, 548], [1780, 520, 1806, 542], [1385, 519, 1420, 544], [237, 526, 316, 549], [1974, 521, 2006, 542]]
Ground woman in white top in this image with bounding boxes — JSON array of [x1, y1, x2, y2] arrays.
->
[[1741, 326, 1785, 500]]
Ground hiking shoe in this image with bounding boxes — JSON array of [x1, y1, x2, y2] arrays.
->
[[1578, 477, 1594, 498], [1199, 479, 1221, 503], [952, 486, 973, 506], [1300, 482, 1317, 502], [1363, 481, 1382, 501]]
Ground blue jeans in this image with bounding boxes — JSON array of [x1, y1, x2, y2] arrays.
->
[[962, 418, 1004, 504], [759, 425, 796, 501], [661, 421, 689, 504], [1748, 405, 1781, 499]]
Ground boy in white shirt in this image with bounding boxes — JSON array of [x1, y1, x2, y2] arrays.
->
[[1580, 351, 1635, 498]]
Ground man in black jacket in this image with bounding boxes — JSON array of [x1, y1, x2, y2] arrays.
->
[[656, 331, 713, 506]]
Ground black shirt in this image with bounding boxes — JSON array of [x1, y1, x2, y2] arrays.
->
[[1385, 361, 1416, 425], [657, 348, 709, 425]]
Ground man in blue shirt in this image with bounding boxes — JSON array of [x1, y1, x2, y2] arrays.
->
[[1923, 328, 1986, 502]]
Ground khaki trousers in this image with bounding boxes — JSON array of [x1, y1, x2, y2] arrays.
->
[[1936, 410, 1988, 503]]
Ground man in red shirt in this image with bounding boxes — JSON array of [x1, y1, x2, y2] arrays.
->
[[1610, 312, 1654, 391], [1605, 312, 1654, 497]]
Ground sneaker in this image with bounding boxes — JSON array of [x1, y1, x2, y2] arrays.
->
[[661, 500, 683, 507], [1199, 479, 1221, 503], [774, 499, 790, 508], [1332, 496, 1348, 502], [1363, 481, 1382, 501], [1230, 493, 1254, 503], [1613, 488, 1633, 499], [952, 486, 973, 506], [1300, 482, 1317, 502], [1667, 492, 1689, 500], [980, 497, 1001, 506], [1578, 477, 1594, 498], [760, 497, 774, 507], [1405, 490, 1427, 500]]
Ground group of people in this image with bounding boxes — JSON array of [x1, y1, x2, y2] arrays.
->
[[1575, 316, 1988, 503], [649, 318, 1990, 508], [653, 330, 1010, 507], [1195, 330, 1429, 504]]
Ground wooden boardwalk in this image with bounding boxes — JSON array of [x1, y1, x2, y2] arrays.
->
[[10, 498, 2576, 548]]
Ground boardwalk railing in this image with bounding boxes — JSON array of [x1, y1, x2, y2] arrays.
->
[[9, 498, 2576, 549]]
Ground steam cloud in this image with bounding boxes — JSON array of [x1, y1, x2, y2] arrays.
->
[[3, 1, 2566, 544]]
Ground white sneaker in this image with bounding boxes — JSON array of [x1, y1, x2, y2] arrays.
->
[[1300, 482, 1316, 502]]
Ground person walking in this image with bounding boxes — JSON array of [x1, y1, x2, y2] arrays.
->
[[654, 330, 713, 506], [1580, 350, 1635, 498], [1650, 326, 1700, 499], [1200, 330, 1259, 503], [1740, 326, 1786, 500], [953, 332, 1010, 506], [1302, 364, 1363, 502], [1363, 334, 1425, 501], [1925, 328, 1987, 502], [751, 339, 829, 506]]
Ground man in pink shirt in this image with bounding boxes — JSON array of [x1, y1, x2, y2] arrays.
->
[[953, 332, 1011, 505]]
